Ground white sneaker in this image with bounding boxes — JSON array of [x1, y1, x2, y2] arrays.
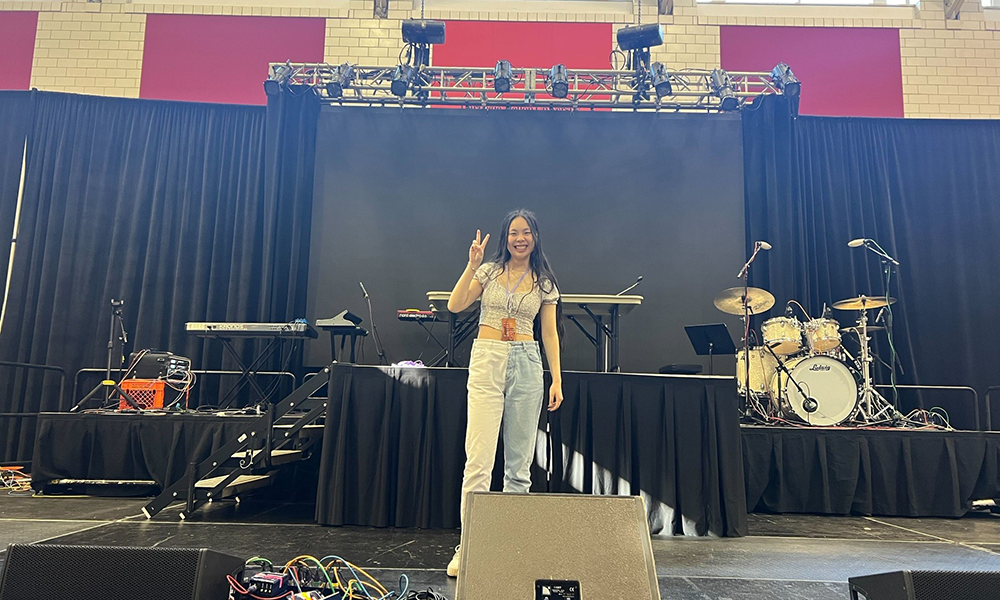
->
[[446, 545, 461, 577]]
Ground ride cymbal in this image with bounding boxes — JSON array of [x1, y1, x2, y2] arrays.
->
[[831, 296, 896, 311], [713, 287, 775, 316]]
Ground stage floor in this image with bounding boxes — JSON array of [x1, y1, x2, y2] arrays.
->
[[3, 495, 1000, 599]]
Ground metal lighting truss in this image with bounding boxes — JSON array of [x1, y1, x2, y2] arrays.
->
[[271, 62, 786, 111]]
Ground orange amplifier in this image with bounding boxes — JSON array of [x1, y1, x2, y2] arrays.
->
[[119, 379, 166, 410]]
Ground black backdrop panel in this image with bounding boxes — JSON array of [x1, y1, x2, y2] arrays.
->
[[308, 108, 745, 374]]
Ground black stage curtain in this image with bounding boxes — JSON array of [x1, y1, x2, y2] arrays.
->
[[0, 92, 316, 462], [316, 365, 747, 537], [742, 96, 1000, 428], [31, 412, 257, 490], [0, 91, 31, 282], [262, 88, 319, 322], [0, 91, 33, 462], [743, 426, 1000, 517]]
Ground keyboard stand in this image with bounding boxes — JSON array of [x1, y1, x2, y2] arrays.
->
[[188, 332, 309, 408]]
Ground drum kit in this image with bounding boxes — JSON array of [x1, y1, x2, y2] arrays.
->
[[715, 287, 899, 426]]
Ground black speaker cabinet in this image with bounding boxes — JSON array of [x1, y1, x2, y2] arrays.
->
[[456, 492, 660, 600], [849, 570, 1000, 600], [0, 544, 244, 600]]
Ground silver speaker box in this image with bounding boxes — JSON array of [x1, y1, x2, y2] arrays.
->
[[456, 492, 660, 600]]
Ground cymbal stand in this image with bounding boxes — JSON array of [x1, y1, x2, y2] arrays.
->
[[853, 301, 894, 423]]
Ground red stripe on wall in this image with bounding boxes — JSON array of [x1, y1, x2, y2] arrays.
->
[[433, 21, 614, 69], [140, 15, 326, 105], [0, 12, 39, 90], [720, 26, 904, 118]]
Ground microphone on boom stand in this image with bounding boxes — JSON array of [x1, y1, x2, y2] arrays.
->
[[616, 276, 643, 296]]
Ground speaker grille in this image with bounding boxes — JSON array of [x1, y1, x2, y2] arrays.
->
[[0, 544, 238, 600], [910, 571, 1000, 600], [457, 493, 659, 600]]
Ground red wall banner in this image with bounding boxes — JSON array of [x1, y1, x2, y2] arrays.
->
[[720, 26, 904, 117], [140, 14, 326, 105], [0, 12, 39, 90]]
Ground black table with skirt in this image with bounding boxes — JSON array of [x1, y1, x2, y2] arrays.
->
[[315, 364, 747, 537], [31, 411, 257, 492], [742, 426, 1000, 517]]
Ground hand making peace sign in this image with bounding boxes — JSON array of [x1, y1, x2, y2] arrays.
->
[[469, 229, 490, 270]]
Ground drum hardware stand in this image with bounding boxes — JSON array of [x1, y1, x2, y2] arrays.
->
[[852, 300, 895, 423]]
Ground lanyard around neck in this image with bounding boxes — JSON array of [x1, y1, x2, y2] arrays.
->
[[505, 267, 530, 314]]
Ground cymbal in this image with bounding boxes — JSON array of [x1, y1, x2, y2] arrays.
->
[[713, 287, 775, 316], [831, 296, 896, 311], [840, 325, 885, 334]]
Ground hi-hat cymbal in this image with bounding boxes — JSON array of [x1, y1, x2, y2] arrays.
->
[[831, 296, 896, 311], [713, 287, 775, 316], [840, 325, 886, 334]]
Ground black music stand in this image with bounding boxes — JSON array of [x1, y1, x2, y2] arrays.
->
[[684, 323, 737, 375]]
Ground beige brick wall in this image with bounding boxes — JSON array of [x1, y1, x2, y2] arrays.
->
[[900, 1, 1000, 118], [3, 0, 999, 117], [29, 4, 146, 98]]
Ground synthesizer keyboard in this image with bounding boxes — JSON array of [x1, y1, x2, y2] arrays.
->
[[185, 322, 318, 338]]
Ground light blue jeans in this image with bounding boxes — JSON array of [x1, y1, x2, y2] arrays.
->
[[460, 338, 545, 528]]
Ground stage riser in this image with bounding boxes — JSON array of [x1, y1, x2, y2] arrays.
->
[[743, 426, 1000, 517]]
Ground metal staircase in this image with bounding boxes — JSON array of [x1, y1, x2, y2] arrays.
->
[[142, 365, 333, 520]]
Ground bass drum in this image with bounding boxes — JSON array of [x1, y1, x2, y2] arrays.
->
[[770, 355, 858, 426]]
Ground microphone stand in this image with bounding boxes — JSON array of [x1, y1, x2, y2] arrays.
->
[[616, 276, 643, 296], [738, 242, 764, 420], [105, 299, 128, 403], [861, 240, 903, 417], [760, 341, 815, 422], [861, 239, 899, 267], [361, 283, 388, 365], [73, 298, 140, 412]]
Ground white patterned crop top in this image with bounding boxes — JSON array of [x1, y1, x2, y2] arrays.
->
[[474, 262, 560, 334]]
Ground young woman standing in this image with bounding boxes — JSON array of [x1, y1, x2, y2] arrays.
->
[[445, 209, 563, 577]]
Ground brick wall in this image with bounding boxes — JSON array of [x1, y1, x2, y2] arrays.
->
[[28, 3, 146, 98], [2, 0, 998, 117]]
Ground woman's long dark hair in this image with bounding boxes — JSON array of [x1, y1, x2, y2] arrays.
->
[[485, 209, 564, 345]]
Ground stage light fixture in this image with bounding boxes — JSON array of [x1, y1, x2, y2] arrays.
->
[[391, 64, 416, 97], [548, 64, 569, 99], [494, 60, 512, 94], [401, 19, 446, 45], [616, 23, 665, 51], [325, 63, 354, 98], [263, 62, 294, 97], [650, 62, 672, 98], [770, 63, 801, 98], [710, 68, 739, 112]]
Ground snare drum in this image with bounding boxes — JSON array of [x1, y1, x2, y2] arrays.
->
[[736, 347, 779, 395], [804, 318, 841, 353], [770, 355, 858, 426], [762, 317, 804, 356]]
